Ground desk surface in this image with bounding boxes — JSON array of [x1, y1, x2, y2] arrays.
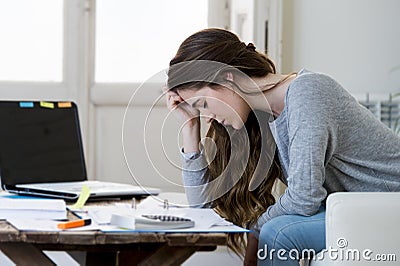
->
[[0, 219, 230, 266]]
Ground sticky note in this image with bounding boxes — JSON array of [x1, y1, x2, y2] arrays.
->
[[58, 102, 72, 108], [19, 102, 34, 108], [69, 185, 90, 209], [40, 101, 55, 109]]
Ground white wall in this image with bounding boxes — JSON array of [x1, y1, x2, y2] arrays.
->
[[281, 0, 400, 96], [230, 0, 254, 44], [95, 105, 184, 192]]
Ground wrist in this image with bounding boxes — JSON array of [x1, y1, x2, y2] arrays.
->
[[181, 119, 199, 133], [181, 119, 201, 153]]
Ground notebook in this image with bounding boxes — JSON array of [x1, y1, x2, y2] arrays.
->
[[0, 101, 160, 201]]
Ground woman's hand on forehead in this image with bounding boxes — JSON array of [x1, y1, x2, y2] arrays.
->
[[165, 90, 200, 127]]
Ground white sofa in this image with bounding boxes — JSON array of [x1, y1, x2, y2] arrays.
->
[[308, 192, 400, 265]]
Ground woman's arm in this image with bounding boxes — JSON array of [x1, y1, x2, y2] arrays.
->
[[166, 91, 210, 207], [181, 148, 210, 207]]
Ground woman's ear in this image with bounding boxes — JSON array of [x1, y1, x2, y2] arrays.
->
[[226, 72, 234, 82]]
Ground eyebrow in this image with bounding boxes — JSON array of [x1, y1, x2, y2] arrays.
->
[[191, 99, 201, 108]]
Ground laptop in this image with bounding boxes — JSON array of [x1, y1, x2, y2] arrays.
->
[[0, 101, 160, 201]]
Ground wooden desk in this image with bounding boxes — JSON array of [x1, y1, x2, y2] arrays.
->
[[0, 220, 229, 266]]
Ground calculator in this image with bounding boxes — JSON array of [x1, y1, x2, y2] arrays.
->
[[136, 214, 195, 229]]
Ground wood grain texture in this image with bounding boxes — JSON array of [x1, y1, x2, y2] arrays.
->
[[0, 220, 230, 265]]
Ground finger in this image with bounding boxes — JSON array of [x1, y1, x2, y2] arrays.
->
[[167, 97, 183, 110], [204, 116, 213, 124], [173, 95, 185, 105], [168, 91, 184, 103], [166, 93, 179, 104], [166, 94, 176, 109], [166, 91, 179, 97]]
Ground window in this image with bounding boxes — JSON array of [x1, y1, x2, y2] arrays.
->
[[0, 0, 63, 82], [95, 0, 208, 83]]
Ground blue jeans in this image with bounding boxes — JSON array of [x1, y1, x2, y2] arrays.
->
[[257, 207, 326, 266]]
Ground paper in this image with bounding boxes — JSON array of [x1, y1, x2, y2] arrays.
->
[[0, 198, 66, 220], [19, 102, 34, 108], [6, 202, 248, 233], [8, 218, 60, 231], [137, 192, 189, 208], [69, 185, 90, 209], [85, 206, 129, 225], [83, 205, 248, 233], [58, 102, 72, 108], [40, 101, 55, 109], [7, 218, 100, 232]]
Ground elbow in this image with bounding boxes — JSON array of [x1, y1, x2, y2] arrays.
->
[[297, 203, 321, 216], [189, 202, 210, 208], [185, 190, 211, 208]]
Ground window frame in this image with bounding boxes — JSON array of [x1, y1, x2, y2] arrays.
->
[[88, 0, 227, 106], [0, 0, 93, 174], [0, 0, 256, 179], [0, 0, 87, 101]]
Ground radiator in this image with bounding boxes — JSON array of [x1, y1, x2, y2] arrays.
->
[[359, 96, 400, 134]]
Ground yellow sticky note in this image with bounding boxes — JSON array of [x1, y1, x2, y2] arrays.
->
[[58, 102, 72, 108], [40, 101, 55, 109], [69, 185, 91, 209]]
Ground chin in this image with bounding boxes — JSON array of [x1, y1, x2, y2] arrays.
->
[[232, 121, 245, 130], [231, 112, 249, 130]]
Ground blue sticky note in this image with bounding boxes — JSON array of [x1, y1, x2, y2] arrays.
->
[[19, 102, 34, 108]]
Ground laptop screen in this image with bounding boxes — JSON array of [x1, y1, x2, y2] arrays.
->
[[0, 101, 87, 186]]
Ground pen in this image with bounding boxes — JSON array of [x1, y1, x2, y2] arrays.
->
[[57, 219, 91, 229], [67, 207, 84, 219]]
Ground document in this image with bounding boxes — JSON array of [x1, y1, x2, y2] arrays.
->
[[84, 205, 249, 233], [0, 198, 67, 220], [3, 192, 248, 233], [7, 206, 248, 233], [7, 218, 100, 232]]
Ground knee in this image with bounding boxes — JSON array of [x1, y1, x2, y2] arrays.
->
[[258, 217, 296, 251]]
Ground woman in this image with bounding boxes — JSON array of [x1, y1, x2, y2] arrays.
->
[[165, 28, 400, 265]]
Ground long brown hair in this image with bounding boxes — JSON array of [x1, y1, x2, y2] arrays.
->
[[167, 28, 282, 256]]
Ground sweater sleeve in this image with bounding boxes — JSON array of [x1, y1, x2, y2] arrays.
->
[[180, 148, 211, 208], [252, 76, 339, 238]]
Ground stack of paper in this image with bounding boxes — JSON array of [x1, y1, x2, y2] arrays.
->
[[0, 198, 67, 220], [83, 204, 248, 233]]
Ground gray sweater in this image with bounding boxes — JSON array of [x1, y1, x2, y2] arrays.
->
[[181, 69, 400, 237]]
